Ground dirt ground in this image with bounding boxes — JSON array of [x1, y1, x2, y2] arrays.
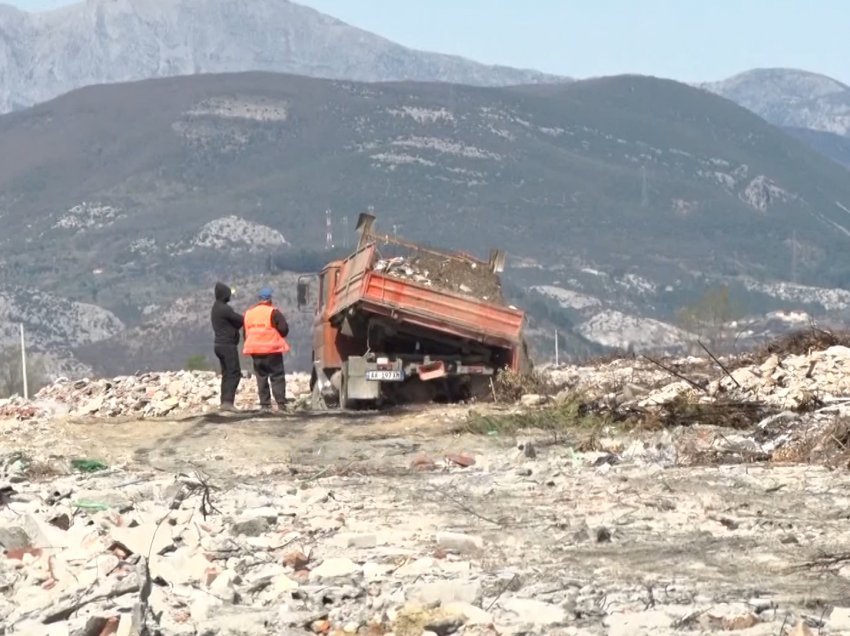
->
[[10, 406, 482, 478], [5, 406, 850, 634]]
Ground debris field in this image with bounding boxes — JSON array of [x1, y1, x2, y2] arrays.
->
[[0, 372, 311, 420], [3, 330, 850, 634]]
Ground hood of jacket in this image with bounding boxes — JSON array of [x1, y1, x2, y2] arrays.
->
[[214, 282, 232, 303]]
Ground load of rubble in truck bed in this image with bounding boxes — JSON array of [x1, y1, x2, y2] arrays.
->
[[374, 249, 504, 303]]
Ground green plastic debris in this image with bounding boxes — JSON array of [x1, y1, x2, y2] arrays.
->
[[70, 459, 108, 473], [72, 500, 109, 511]]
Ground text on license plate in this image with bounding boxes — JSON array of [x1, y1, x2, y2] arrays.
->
[[366, 370, 404, 382]]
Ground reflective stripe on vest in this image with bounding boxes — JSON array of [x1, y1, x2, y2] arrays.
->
[[242, 303, 290, 355]]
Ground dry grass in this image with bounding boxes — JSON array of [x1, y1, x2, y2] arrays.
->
[[738, 327, 850, 368], [645, 396, 776, 430], [0, 451, 65, 481], [459, 393, 612, 444], [784, 417, 850, 468], [491, 369, 559, 403], [24, 461, 65, 480]]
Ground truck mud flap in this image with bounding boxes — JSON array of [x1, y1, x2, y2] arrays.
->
[[343, 357, 382, 402], [418, 360, 447, 381]]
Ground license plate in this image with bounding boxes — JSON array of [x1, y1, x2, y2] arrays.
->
[[366, 370, 404, 382]]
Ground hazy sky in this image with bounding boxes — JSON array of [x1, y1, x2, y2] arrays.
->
[[8, 0, 850, 84]]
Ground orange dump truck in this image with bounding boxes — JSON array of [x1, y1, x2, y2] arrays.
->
[[297, 213, 527, 408]]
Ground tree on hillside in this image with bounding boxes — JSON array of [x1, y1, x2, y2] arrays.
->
[[0, 346, 48, 399], [676, 285, 741, 354]]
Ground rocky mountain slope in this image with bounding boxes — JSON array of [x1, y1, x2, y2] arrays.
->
[[4, 71, 850, 374], [0, 0, 560, 113], [782, 126, 850, 168], [703, 69, 850, 168], [703, 69, 850, 136], [73, 272, 314, 377], [5, 0, 850, 181]]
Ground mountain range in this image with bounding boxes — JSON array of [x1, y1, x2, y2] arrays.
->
[[703, 69, 850, 137], [1, 0, 850, 376], [0, 0, 848, 170], [1, 0, 849, 165], [703, 69, 850, 168], [0, 0, 559, 113], [2, 71, 850, 374]]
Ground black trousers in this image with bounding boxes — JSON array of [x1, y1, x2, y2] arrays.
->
[[214, 344, 241, 405], [252, 353, 287, 407]]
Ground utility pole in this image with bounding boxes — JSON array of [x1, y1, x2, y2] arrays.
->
[[20, 323, 28, 400], [325, 209, 334, 250], [791, 232, 797, 283], [554, 329, 559, 366]]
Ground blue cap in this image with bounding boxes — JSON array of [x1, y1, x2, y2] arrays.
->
[[258, 287, 273, 301]]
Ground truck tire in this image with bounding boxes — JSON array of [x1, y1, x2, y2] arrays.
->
[[339, 363, 350, 410]]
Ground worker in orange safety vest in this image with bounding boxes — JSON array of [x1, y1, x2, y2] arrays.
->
[[242, 287, 291, 411]]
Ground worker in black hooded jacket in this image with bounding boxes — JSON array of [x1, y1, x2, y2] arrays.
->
[[211, 282, 244, 411]]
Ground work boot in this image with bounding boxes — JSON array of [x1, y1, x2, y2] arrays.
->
[[219, 402, 238, 413], [259, 404, 273, 414]]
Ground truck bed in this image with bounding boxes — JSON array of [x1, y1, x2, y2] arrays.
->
[[330, 244, 524, 347]]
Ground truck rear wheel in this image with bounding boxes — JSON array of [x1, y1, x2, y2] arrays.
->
[[339, 368, 350, 410], [468, 375, 494, 401]]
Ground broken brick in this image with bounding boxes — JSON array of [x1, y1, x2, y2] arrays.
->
[[98, 617, 120, 636], [203, 567, 220, 587], [282, 549, 310, 571], [5, 546, 42, 561], [410, 454, 437, 472], [444, 452, 476, 468]]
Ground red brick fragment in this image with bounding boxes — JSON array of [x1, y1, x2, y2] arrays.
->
[[5, 546, 42, 561], [410, 454, 437, 472], [282, 549, 310, 571], [445, 452, 476, 468], [99, 617, 120, 636]]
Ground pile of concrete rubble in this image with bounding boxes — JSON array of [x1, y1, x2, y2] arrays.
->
[[576, 345, 850, 413], [548, 344, 850, 412], [375, 252, 503, 302], [0, 371, 311, 420], [719, 346, 850, 409], [375, 257, 435, 287], [0, 455, 547, 636], [542, 340, 850, 468]]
